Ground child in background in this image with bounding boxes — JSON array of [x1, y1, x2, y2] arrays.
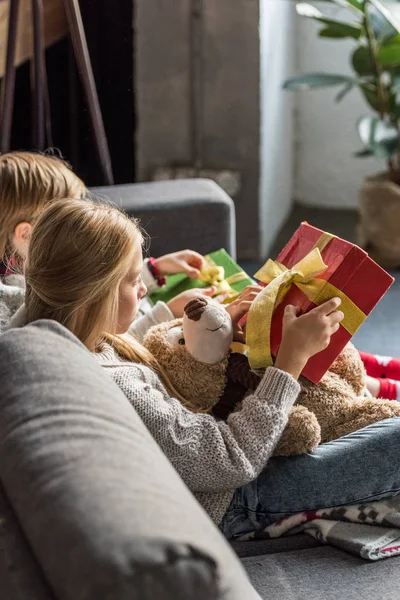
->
[[0, 151, 216, 337]]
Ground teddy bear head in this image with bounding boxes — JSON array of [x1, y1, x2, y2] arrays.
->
[[143, 297, 233, 411]]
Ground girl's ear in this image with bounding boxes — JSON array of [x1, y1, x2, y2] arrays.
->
[[12, 222, 33, 259], [14, 222, 32, 240]]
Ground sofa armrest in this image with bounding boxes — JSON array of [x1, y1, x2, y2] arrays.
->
[[90, 178, 236, 259], [0, 483, 55, 600], [0, 321, 260, 600]]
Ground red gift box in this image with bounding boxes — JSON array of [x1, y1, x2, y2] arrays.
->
[[248, 222, 394, 383]]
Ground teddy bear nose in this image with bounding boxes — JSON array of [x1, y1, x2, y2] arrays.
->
[[184, 297, 208, 321]]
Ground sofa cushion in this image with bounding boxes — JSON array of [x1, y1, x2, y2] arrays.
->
[[90, 179, 236, 259], [0, 320, 259, 600], [242, 545, 400, 600], [0, 482, 55, 600]]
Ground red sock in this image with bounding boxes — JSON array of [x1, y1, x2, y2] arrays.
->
[[359, 351, 400, 380], [377, 378, 400, 401]]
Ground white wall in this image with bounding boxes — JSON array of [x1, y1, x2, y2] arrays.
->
[[260, 0, 296, 255], [296, 6, 382, 209]]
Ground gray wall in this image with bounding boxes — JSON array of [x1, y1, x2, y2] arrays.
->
[[259, 0, 296, 258], [296, 5, 382, 209], [135, 0, 295, 260]]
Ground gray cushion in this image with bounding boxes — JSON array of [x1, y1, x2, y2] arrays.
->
[[243, 545, 400, 600], [90, 179, 236, 259], [0, 482, 55, 600], [0, 321, 259, 600]]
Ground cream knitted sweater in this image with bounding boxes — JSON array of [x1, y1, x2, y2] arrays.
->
[[0, 276, 25, 333], [95, 344, 300, 525]]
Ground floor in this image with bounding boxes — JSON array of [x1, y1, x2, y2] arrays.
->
[[240, 205, 400, 357]]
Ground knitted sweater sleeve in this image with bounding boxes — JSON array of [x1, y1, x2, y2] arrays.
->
[[0, 281, 25, 333], [101, 362, 300, 492]]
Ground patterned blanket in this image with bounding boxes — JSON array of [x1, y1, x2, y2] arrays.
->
[[236, 496, 400, 560]]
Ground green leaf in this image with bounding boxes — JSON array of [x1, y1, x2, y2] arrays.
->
[[283, 73, 358, 90], [357, 115, 400, 157], [392, 102, 400, 118], [296, 3, 363, 39], [368, 5, 398, 42], [318, 23, 363, 39], [393, 73, 400, 90], [346, 0, 366, 10], [312, 0, 364, 13], [378, 36, 400, 66], [336, 82, 355, 101], [360, 84, 380, 111], [369, 0, 400, 35], [352, 45, 374, 75]]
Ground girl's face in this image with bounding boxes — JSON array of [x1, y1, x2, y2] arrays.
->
[[117, 244, 147, 334]]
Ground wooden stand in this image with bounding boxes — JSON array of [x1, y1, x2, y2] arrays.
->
[[0, 0, 114, 184]]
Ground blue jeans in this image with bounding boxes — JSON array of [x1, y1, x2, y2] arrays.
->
[[221, 418, 400, 539]]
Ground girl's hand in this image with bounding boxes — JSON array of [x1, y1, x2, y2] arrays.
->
[[225, 285, 263, 343], [154, 251, 204, 279], [167, 287, 216, 318], [275, 298, 344, 379]]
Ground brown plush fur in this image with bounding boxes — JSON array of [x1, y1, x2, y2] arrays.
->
[[143, 319, 229, 411], [144, 321, 400, 456], [296, 343, 400, 445]]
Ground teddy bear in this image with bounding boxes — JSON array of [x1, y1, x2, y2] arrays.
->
[[143, 297, 400, 456]]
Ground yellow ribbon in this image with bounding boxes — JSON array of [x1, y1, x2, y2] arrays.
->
[[198, 255, 249, 302], [246, 237, 367, 371]]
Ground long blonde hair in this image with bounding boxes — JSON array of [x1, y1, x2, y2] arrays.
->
[[0, 151, 87, 263], [25, 198, 196, 406]]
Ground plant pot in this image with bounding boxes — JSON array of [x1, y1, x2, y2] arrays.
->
[[357, 172, 400, 268]]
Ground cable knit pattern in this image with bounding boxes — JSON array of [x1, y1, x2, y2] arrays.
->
[[95, 344, 300, 525], [0, 278, 25, 334]]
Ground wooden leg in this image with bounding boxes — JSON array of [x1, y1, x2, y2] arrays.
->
[[31, 0, 46, 150], [43, 71, 54, 148], [63, 0, 114, 184], [0, 0, 20, 153]]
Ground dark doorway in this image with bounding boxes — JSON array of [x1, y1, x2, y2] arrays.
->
[[8, 0, 135, 186]]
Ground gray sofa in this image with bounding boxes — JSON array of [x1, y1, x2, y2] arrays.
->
[[1, 179, 400, 600]]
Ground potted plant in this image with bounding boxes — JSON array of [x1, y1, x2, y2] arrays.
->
[[283, 0, 400, 267]]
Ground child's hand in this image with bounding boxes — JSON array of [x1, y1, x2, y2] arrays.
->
[[225, 285, 263, 343], [275, 298, 344, 379], [167, 287, 216, 318], [154, 251, 204, 279]]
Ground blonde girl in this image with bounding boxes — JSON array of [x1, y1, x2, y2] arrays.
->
[[21, 197, 400, 539]]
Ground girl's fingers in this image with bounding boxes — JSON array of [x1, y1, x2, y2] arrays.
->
[[202, 286, 217, 297], [242, 286, 263, 296], [284, 305, 300, 318], [214, 291, 230, 303], [228, 300, 253, 321], [327, 310, 344, 326], [315, 297, 341, 316], [330, 322, 341, 335]]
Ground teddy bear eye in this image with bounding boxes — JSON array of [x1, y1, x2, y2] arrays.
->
[[178, 338, 185, 345]]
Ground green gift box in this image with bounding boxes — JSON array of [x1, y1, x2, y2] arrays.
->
[[149, 248, 253, 306]]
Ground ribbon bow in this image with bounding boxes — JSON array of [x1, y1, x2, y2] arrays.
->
[[246, 247, 366, 371], [198, 256, 249, 302]]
